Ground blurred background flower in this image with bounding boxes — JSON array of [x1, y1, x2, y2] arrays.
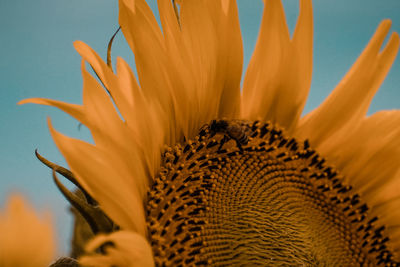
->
[[0, 195, 56, 266]]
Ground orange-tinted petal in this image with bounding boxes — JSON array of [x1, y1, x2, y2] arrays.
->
[[79, 231, 154, 267], [296, 20, 400, 147], [48, 118, 147, 235], [242, 0, 313, 133]]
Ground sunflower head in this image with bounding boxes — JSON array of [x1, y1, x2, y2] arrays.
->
[[146, 120, 398, 265], [18, 0, 400, 266]]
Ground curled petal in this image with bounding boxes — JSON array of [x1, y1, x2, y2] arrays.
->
[[52, 170, 114, 234], [79, 231, 154, 267]]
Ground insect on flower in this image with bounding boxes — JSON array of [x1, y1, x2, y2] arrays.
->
[[205, 119, 250, 152]]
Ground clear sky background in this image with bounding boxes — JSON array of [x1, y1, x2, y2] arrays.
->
[[0, 0, 399, 256]]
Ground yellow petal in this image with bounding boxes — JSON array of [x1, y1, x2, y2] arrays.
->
[[48, 118, 147, 235], [179, 0, 218, 118], [118, 0, 169, 101], [18, 97, 87, 125], [290, 0, 313, 123], [242, 0, 312, 132], [115, 57, 137, 111], [241, 0, 291, 117], [307, 110, 400, 253], [74, 41, 134, 126], [119, 0, 189, 142], [212, 0, 243, 119], [328, 111, 400, 195], [296, 20, 400, 147], [80, 60, 125, 144]]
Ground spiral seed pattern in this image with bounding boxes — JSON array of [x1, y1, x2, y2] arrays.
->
[[146, 120, 399, 266]]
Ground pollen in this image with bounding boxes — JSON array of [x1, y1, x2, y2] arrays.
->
[[146, 120, 398, 266]]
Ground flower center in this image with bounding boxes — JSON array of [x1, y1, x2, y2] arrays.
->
[[146, 120, 397, 266]]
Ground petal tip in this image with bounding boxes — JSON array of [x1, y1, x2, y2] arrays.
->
[[47, 116, 53, 129], [17, 99, 29, 105], [73, 40, 84, 49], [221, 0, 230, 15], [121, 0, 136, 14], [17, 98, 43, 106], [379, 19, 392, 32], [391, 31, 400, 43], [73, 40, 91, 55]]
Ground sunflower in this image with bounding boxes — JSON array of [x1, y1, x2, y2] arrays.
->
[[0, 195, 56, 267], [19, 0, 400, 266]]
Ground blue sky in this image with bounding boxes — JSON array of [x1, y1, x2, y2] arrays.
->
[[1, 0, 399, 255]]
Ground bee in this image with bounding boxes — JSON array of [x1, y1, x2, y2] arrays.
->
[[207, 119, 249, 152]]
